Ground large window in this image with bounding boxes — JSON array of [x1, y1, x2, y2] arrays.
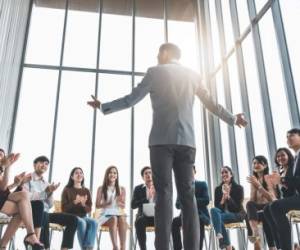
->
[[10, 0, 300, 249], [280, 0, 300, 107], [259, 10, 291, 147]]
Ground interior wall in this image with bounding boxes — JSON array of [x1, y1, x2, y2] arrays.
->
[[0, 0, 31, 151]]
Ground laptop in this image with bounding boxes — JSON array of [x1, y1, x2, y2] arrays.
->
[[143, 203, 155, 217]]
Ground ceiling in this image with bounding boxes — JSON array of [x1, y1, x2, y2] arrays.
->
[[34, 0, 196, 21]]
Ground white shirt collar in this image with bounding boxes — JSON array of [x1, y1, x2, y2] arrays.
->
[[32, 172, 45, 182]]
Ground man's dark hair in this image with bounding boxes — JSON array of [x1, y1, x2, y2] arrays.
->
[[141, 166, 151, 177], [159, 43, 181, 60], [33, 156, 49, 164], [287, 128, 300, 136]]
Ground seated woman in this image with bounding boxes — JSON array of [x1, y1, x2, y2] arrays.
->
[[263, 148, 296, 250], [96, 166, 127, 250], [61, 167, 97, 250], [211, 166, 246, 250], [246, 155, 278, 250], [0, 149, 44, 250]]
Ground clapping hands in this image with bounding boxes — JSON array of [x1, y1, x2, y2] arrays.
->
[[14, 172, 32, 186], [148, 184, 156, 200], [45, 182, 60, 195], [0, 153, 20, 171], [222, 183, 231, 200], [247, 175, 261, 189], [74, 194, 88, 206]]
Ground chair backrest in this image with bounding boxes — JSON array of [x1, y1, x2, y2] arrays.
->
[[54, 200, 62, 213], [93, 208, 102, 219], [243, 197, 250, 211]]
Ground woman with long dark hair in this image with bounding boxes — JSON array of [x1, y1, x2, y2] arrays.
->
[[0, 150, 44, 250], [61, 167, 97, 250], [210, 166, 246, 250], [246, 155, 278, 250], [263, 148, 296, 250], [96, 166, 127, 250]]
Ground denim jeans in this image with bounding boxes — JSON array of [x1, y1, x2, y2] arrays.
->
[[210, 207, 241, 246], [77, 216, 98, 249]]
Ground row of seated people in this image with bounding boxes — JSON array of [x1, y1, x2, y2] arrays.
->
[[0, 152, 128, 250], [0, 127, 300, 250], [133, 128, 300, 250]]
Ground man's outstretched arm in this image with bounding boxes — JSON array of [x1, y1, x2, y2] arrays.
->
[[196, 78, 247, 128], [87, 70, 152, 114]]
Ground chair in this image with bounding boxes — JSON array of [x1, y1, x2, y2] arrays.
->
[[49, 200, 65, 245], [0, 212, 15, 250], [204, 224, 214, 250], [93, 208, 131, 250], [224, 221, 247, 250], [208, 199, 248, 250], [133, 225, 155, 250], [287, 210, 300, 245], [133, 225, 174, 250]]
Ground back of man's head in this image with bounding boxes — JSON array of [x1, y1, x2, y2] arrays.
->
[[33, 155, 49, 165], [159, 43, 181, 60]]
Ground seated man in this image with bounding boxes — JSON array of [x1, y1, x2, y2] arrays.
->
[[269, 128, 300, 250], [172, 166, 210, 250], [131, 166, 155, 250], [23, 156, 78, 250]]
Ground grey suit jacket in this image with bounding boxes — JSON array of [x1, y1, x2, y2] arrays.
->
[[101, 63, 235, 148]]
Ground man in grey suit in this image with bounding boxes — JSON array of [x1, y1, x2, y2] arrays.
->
[[88, 43, 247, 250]]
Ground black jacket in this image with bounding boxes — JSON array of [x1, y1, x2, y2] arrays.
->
[[282, 155, 300, 195], [214, 181, 246, 220], [131, 184, 151, 217], [175, 180, 210, 225]]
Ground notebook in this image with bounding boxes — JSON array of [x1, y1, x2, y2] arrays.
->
[[143, 203, 155, 217]]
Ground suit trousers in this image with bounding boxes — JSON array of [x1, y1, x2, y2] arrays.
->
[[269, 195, 300, 250], [135, 215, 155, 250], [150, 145, 200, 250], [172, 215, 205, 250]]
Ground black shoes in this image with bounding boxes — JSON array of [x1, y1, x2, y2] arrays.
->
[[23, 232, 44, 250]]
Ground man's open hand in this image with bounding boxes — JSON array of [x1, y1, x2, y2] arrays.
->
[[87, 95, 101, 109], [235, 113, 248, 128]]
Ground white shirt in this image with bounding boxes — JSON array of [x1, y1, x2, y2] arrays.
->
[[293, 149, 300, 176]]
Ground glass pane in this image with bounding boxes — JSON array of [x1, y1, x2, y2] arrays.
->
[[259, 10, 291, 147], [168, 0, 199, 71], [94, 74, 131, 249], [99, 0, 132, 71], [63, 0, 99, 68], [228, 55, 250, 195], [236, 0, 250, 33], [25, 3, 65, 65], [52, 71, 95, 200], [255, 0, 268, 13], [168, 20, 199, 71], [194, 99, 206, 181], [221, 0, 235, 50], [242, 35, 269, 158], [216, 72, 231, 166], [209, 0, 221, 66], [280, 0, 300, 108], [136, 0, 164, 72], [12, 68, 58, 180], [134, 76, 151, 187]]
